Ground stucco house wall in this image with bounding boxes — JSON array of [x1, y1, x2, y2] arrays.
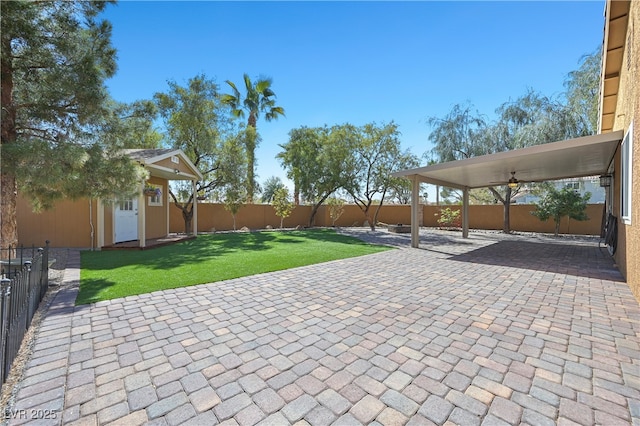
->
[[611, 0, 639, 299]]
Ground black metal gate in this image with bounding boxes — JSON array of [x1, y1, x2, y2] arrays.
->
[[0, 242, 50, 385]]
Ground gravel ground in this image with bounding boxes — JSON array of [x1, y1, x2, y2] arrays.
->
[[0, 248, 71, 418]]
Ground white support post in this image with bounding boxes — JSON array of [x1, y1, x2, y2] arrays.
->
[[192, 180, 198, 236], [166, 186, 170, 236], [462, 187, 469, 239], [138, 188, 146, 248], [97, 199, 104, 250], [411, 175, 420, 248]]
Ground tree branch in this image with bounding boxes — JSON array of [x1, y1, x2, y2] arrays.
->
[[488, 186, 505, 204]]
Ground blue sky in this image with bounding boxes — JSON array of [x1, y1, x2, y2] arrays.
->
[[103, 1, 605, 196]]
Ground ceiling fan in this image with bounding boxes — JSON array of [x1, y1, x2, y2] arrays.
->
[[489, 171, 520, 188]]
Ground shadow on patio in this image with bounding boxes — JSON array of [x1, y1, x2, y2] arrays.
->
[[448, 239, 624, 282]]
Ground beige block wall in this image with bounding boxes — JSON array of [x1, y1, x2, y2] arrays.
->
[[17, 197, 96, 248], [169, 202, 603, 235], [316, 204, 415, 227], [612, 0, 639, 301], [422, 204, 604, 235], [171, 203, 417, 232], [17, 196, 607, 248]]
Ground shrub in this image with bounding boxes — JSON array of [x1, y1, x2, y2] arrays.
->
[[531, 187, 590, 236], [435, 207, 461, 228]]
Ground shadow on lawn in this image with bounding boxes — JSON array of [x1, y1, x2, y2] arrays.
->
[[299, 228, 385, 245], [80, 229, 374, 272], [76, 278, 117, 305]]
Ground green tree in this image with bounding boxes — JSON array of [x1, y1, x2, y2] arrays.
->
[[272, 187, 295, 229], [219, 134, 249, 231], [427, 88, 591, 234], [0, 1, 143, 250], [277, 125, 356, 226], [564, 47, 601, 136], [492, 89, 586, 151], [221, 74, 285, 203], [223, 187, 245, 231], [223, 187, 244, 231], [103, 99, 162, 149], [154, 75, 233, 233], [345, 122, 417, 230], [425, 104, 505, 207], [261, 176, 285, 204], [427, 103, 487, 161], [486, 89, 587, 231], [327, 197, 346, 226], [531, 187, 591, 237], [388, 155, 420, 205]]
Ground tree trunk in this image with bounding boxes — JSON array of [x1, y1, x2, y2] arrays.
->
[[1, 36, 18, 252], [0, 172, 18, 252], [368, 215, 375, 231], [308, 204, 320, 227], [179, 205, 193, 234], [232, 214, 236, 231], [245, 134, 256, 204], [308, 192, 333, 227], [280, 217, 284, 229], [372, 190, 388, 231], [554, 220, 560, 237], [503, 187, 512, 233], [363, 207, 375, 231], [294, 184, 300, 206], [246, 115, 258, 204]]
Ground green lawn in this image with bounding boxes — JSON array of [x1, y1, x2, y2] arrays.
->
[[78, 229, 390, 305]]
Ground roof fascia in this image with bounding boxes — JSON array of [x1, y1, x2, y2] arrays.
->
[[142, 149, 203, 180], [394, 131, 624, 178], [598, 0, 612, 133], [146, 163, 200, 181]]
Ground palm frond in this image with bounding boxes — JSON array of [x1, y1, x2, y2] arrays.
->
[[255, 79, 272, 93], [243, 74, 253, 91], [262, 88, 275, 98]]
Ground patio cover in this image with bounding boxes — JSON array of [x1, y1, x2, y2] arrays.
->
[[392, 131, 624, 247]]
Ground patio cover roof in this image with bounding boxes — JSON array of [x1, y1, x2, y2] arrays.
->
[[393, 131, 624, 190]]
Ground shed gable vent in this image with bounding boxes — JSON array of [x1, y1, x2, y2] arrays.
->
[[171, 155, 179, 164]]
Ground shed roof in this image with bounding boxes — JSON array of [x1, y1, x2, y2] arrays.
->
[[124, 149, 203, 181]]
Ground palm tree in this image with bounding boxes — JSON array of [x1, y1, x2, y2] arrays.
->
[[221, 74, 285, 203], [261, 176, 285, 203]]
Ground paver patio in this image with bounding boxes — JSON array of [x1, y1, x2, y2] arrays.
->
[[5, 229, 640, 425]]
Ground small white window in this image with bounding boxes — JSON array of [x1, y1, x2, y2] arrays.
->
[[118, 200, 133, 211], [621, 122, 633, 224], [565, 181, 580, 190], [149, 185, 163, 207]]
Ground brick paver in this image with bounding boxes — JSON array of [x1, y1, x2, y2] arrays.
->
[[6, 229, 640, 425]]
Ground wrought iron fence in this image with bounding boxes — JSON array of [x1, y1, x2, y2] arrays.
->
[[0, 242, 50, 385]]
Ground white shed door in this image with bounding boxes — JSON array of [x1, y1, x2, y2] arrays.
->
[[114, 199, 138, 243]]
